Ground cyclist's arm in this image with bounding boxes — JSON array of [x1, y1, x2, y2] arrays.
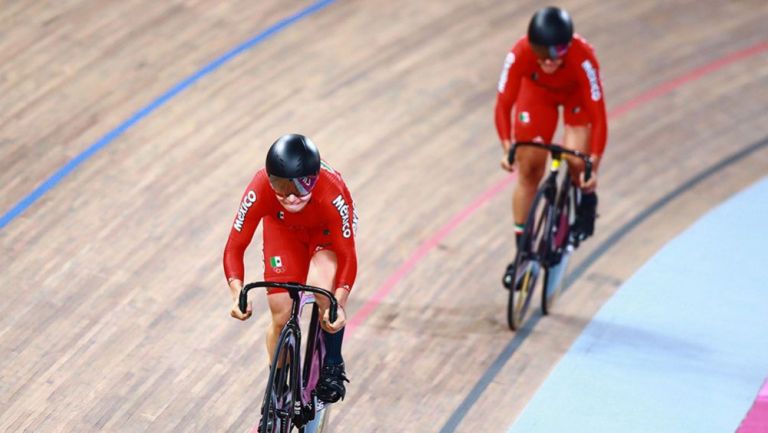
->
[[576, 56, 608, 171], [227, 278, 244, 303], [223, 178, 265, 288], [494, 47, 525, 147], [325, 192, 358, 303], [331, 232, 357, 302], [333, 286, 350, 312]]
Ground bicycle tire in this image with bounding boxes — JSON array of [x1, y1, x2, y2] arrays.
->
[[508, 186, 550, 330], [542, 172, 575, 314], [261, 326, 299, 433]]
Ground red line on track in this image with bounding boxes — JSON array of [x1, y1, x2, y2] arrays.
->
[[610, 41, 768, 118], [346, 175, 516, 331]]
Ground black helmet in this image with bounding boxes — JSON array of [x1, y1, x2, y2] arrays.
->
[[265, 134, 321, 197], [527, 7, 574, 59]]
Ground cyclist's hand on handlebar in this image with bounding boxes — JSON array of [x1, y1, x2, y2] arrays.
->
[[580, 170, 598, 193], [230, 300, 252, 321], [321, 305, 346, 333], [227, 278, 250, 320]]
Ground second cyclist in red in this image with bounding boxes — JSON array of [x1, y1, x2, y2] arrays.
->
[[223, 133, 358, 404], [495, 6, 607, 250]]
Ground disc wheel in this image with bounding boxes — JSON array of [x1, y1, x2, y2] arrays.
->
[[542, 177, 575, 315], [261, 327, 298, 433]]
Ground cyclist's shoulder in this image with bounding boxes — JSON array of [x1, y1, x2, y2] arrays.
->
[[319, 159, 341, 177], [318, 161, 353, 195], [509, 35, 527, 50], [235, 169, 277, 215], [242, 168, 274, 196], [311, 167, 355, 223], [569, 35, 601, 64], [243, 167, 268, 186], [508, 36, 539, 61]]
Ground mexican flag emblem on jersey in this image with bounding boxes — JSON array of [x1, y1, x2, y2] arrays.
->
[[270, 256, 283, 268]]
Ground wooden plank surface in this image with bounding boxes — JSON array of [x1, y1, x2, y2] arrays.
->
[[1, 0, 767, 432]]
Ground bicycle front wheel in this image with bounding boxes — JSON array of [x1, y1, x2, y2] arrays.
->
[[542, 175, 575, 315], [261, 326, 299, 433], [508, 186, 550, 330]]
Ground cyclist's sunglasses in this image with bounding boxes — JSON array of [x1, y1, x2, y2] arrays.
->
[[268, 174, 318, 198], [531, 43, 570, 60]]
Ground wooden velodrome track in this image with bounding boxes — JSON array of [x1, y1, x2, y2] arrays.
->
[[2, 0, 767, 432]]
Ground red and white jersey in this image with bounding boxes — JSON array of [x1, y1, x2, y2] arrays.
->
[[495, 34, 608, 156], [223, 162, 358, 291]]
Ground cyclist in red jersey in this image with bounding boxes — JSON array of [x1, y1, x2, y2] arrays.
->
[[495, 7, 607, 280], [223, 134, 357, 405]]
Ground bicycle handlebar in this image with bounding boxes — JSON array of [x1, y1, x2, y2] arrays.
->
[[507, 141, 592, 182], [239, 281, 339, 323]]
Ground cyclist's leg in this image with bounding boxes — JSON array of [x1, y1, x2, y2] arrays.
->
[[266, 295, 292, 362], [306, 240, 349, 403], [562, 125, 590, 177], [512, 80, 559, 245], [263, 219, 311, 364], [562, 103, 598, 238], [306, 248, 338, 308], [306, 248, 343, 365]]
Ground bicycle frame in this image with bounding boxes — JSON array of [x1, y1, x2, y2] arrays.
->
[[239, 282, 338, 432], [510, 141, 591, 260], [505, 141, 592, 329]]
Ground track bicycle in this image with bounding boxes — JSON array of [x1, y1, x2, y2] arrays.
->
[[503, 141, 592, 331], [239, 282, 338, 433]]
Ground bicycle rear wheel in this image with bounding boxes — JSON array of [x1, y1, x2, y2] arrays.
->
[[542, 174, 575, 315], [261, 326, 299, 433], [508, 186, 550, 330]]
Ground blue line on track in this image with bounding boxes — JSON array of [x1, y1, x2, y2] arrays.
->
[[0, 0, 336, 230]]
